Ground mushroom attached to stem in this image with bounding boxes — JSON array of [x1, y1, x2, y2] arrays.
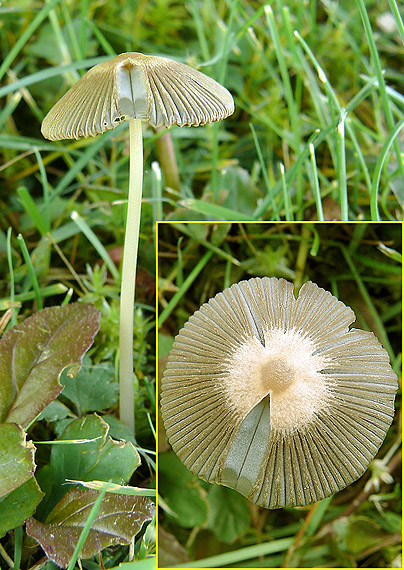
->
[[161, 277, 398, 509], [41, 52, 234, 431]]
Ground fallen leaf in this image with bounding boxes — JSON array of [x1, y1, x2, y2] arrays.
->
[[0, 303, 100, 428], [26, 487, 155, 567]]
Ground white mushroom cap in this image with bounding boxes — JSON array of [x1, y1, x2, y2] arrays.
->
[[161, 277, 398, 509], [41, 52, 234, 140]]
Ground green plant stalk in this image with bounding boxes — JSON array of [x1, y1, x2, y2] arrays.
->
[[211, 0, 238, 201], [309, 144, 323, 221], [356, 0, 404, 192], [174, 537, 294, 568], [151, 162, 163, 250], [250, 123, 280, 220], [17, 186, 49, 237], [370, 116, 404, 220], [0, 284, 68, 310], [119, 119, 143, 432], [67, 487, 108, 570], [340, 245, 394, 360], [54, 128, 115, 197], [34, 149, 51, 232], [173, 223, 240, 266], [180, 198, 256, 221], [154, 131, 180, 192], [6, 228, 17, 326], [388, 0, 404, 45], [84, 17, 116, 56], [0, 57, 109, 98], [17, 234, 43, 310], [61, 2, 82, 63], [71, 210, 120, 282], [254, 128, 322, 218], [188, 0, 210, 61], [0, 544, 13, 567], [294, 31, 373, 210], [159, 250, 214, 327], [0, 0, 60, 83], [80, 0, 89, 56], [13, 525, 22, 570], [336, 113, 348, 220], [265, 6, 299, 148], [66, 479, 156, 496], [47, 0, 79, 84], [280, 163, 293, 220]]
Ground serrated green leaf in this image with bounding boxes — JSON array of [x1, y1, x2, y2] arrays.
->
[[26, 487, 155, 568], [0, 476, 44, 538], [37, 414, 140, 519], [0, 303, 100, 428], [0, 423, 36, 498]]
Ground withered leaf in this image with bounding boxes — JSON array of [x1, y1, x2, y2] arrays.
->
[[26, 487, 155, 567], [0, 303, 100, 428]]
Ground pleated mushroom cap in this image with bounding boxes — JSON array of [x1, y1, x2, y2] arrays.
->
[[41, 52, 234, 140], [161, 277, 398, 509]]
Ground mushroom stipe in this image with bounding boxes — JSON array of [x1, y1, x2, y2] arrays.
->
[[161, 277, 398, 509], [41, 52, 234, 431]]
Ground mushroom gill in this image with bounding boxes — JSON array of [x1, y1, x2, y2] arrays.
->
[[160, 277, 398, 509]]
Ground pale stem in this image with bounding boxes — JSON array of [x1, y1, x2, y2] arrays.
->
[[119, 118, 143, 431]]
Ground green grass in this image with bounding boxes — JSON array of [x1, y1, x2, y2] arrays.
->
[[0, 0, 403, 567], [157, 222, 401, 568], [1, 1, 404, 222]]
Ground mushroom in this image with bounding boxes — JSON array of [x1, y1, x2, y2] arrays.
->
[[161, 277, 398, 509], [41, 52, 234, 430]]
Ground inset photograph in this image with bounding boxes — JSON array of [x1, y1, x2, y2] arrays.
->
[[157, 222, 401, 569]]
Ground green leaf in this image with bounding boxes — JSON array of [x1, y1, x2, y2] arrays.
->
[[158, 333, 174, 359], [67, 479, 156, 497], [334, 515, 386, 555], [101, 414, 137, 445], [38, 414, 140, 518], [241, 244, 296, 279], [26, 487, 155, 568], [207, 485, 250, 543], [60, 359, 118, 415], [37, 400, 72, 423], [371, 510, 402, 533], [158, 451, 208, 528], [0, 423, 36, 498], [0, 303, 100, 428], [179, 199, 256, 221], [40, 563, 59, 570], [0, 476, 44, 538], [216, 166, 261, 216]]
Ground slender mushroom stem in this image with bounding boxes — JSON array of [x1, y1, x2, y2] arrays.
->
[[119, 118, 143, 431], [40, 52, 234, 433]]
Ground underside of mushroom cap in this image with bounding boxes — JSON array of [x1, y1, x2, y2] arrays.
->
[[41, 52, 234, 140], [161, 277, 398, 509]]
